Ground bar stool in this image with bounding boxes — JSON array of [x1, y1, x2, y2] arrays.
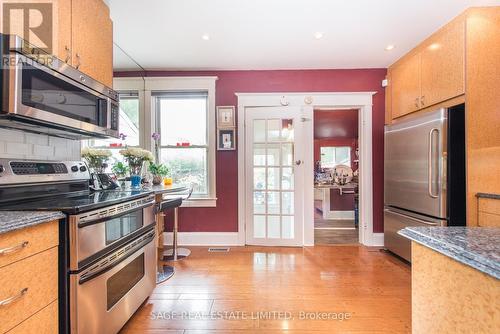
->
[[163, 187, 193, 261], [156, 196, 183, 283]]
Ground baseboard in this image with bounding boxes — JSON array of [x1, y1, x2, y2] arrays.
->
[[369, 233, 384, 247], [162, 232, 241, 246]]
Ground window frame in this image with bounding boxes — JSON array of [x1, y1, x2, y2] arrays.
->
[[145, 77, 218, 207], [83, 84, 143, 168], [154, 92, 210, 197], [320, 146, 351, 169]]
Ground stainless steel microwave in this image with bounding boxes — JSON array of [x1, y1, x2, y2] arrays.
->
[[0, 34, 119, 139]]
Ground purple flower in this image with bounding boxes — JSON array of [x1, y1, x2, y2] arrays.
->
[[152, 132, 161, 141]]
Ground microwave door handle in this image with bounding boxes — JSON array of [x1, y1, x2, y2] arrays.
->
[[428, 128, 439, 198]]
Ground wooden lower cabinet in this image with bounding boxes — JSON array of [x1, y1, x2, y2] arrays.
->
[[6, 301, 58, 334], [0, 221, 59, 334], [412, 242, 499, 333]]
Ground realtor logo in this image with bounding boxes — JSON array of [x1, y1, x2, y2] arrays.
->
[[1, 1, 53, 53]]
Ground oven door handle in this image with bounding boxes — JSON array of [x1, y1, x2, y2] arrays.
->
[[77, 200, 155, 228], [78, 228, 155, 285]]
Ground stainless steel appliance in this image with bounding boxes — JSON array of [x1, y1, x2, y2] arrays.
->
[[0, 159, 156, 334], [0, 34, 119, 139], [384, 106, 466, 261]]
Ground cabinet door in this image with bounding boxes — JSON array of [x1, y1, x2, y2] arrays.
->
[[71, 0, 113, 87], [391, 53, 421, 119], [420, 19, 465, 108], [55, 0, 72, 64]]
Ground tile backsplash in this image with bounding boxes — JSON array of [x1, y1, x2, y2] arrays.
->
[[0, 128, 81, 161]]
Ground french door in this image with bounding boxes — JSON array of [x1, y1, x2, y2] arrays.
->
[[245, 107, 304, 246]]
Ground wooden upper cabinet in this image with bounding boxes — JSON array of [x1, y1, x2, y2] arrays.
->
[[390, 53, 421, 119], [387, 12, 467, 121], [420, 19, 465, 108], [55, 0, 72, 64], [71, 0, 113, 87]]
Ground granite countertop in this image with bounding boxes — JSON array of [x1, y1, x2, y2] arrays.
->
[[147, 184, 190, 195], [399, 226, 500, 279], [0, 211, 65, 235], [120, 183, 190, 195]]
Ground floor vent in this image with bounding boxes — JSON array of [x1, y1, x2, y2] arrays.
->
[[208, 247, 230, 252]]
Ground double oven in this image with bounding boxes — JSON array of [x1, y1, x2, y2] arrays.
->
[[67, 194, 157, 334], [0, 159, 159, 334]]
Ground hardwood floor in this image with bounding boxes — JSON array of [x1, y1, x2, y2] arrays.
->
[[120, 246, 411, 333], [314, 210, 359, 245]]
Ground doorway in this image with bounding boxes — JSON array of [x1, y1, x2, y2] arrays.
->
[[313, 109, 359, 244], [237, 92, 377, 247], [244, 106, 304, 246]]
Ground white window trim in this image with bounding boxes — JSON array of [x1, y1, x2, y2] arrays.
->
[[114, 76, 218, 207]]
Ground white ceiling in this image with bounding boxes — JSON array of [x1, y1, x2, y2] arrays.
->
[[109, 0, 500, 71]]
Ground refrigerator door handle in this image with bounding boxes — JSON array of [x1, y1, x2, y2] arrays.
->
[[384, 209, 439, 226], [428, 128, 439, 199]]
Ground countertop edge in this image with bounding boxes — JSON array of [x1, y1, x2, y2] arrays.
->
[[398, 228, 500, 280], [0, 211, 65, 235]]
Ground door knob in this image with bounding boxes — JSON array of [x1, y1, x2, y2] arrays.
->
[[295, 160, 302, 166]]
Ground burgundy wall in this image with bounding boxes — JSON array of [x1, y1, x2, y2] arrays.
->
[[314, 109, 359, 139], [115, 69, 386, 233]]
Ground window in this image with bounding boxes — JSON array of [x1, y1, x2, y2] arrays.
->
[[155, 92, 209, 196], [320, 146, 351, 169], [86, 92, 140, 168]]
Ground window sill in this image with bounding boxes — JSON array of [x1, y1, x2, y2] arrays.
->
[[181, 197, 217, 208]]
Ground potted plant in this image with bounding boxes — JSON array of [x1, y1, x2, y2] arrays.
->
[[81, 148, 112, 173], [111, 162, 130, 179], [148, 163, 170, 185], [119, 148, 154, 188]]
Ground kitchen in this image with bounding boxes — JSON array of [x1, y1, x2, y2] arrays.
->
[[0, 1, 499, 333]]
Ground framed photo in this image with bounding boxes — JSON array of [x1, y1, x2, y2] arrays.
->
[[218, 128, 236, 151], [217, 106, 235, 127]]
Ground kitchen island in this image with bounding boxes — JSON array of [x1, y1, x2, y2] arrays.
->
[[399, 226, 499, 334], [314, 183, 357, 220]]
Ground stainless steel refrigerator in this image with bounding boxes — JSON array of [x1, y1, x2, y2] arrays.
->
[[384, 106, 466, 261]]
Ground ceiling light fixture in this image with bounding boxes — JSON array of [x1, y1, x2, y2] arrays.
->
[[385, 44, 395, 51], [201, 34, 210, 41], [314, 32, 324, 40]]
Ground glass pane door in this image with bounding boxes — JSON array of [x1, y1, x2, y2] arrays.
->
[[246, 107, 303, 246]]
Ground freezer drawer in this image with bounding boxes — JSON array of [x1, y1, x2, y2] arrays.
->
[[384, 108, 447, 219], [384, 208, 446, 262]]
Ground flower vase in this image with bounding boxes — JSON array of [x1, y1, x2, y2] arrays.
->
[[152, 175, 162, 185], [129, 164, 142, 189]]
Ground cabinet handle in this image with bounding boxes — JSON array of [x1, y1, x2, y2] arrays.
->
[[0, 241, 28, 255], [415, 97, 419, 108], [421, 95, 425, 106], [64, 45, 70, 63], [75, 53, 81, 69], [0, 288, 28, 307]]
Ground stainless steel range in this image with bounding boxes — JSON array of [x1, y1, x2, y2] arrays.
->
[[0, 159, 157, 334]]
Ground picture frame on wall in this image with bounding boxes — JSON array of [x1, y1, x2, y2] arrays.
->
[[217, 106, 236, 127], [218, 128, 236, 151]]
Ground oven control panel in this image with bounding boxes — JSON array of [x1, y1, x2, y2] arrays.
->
[[0, 159, 90, 184]]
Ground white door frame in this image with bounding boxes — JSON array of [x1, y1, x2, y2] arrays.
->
[[236, 92, 380, 246]]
